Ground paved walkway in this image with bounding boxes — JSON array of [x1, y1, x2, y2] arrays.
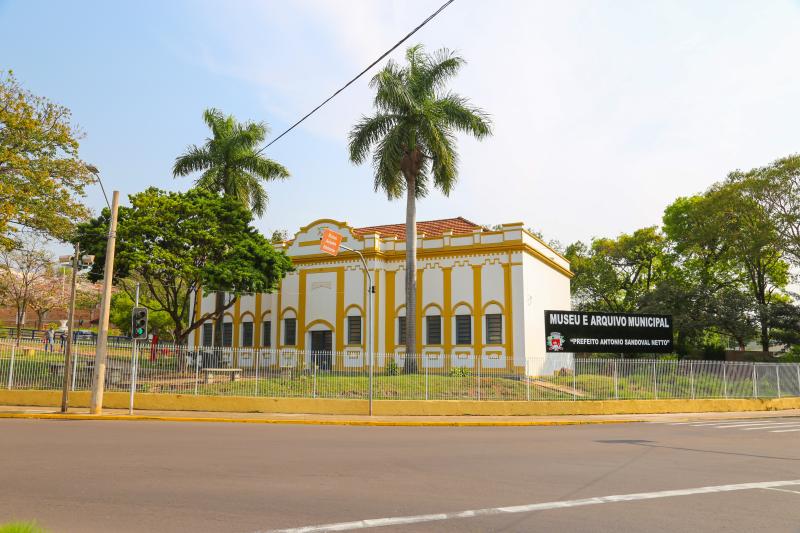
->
[[0, 404, 798, 426]]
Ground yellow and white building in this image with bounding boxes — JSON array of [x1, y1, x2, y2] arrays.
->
[[190, 217, 572, 373]]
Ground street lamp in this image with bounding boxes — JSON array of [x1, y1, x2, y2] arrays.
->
[[59, 248, 94, 413], [85, 164, 110, 210], [83, 164, 120, 415], [339, 244, 375, 416]]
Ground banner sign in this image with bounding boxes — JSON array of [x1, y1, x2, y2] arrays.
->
[[544, 310, 673, 353], [319, 228, 343, 256]]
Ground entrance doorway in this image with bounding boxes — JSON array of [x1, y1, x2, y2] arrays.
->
[[310, 330, 333, 370]]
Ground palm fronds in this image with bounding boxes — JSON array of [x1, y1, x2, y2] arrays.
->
[[348, 44, 491, 199], [173, 108, 289, 218]]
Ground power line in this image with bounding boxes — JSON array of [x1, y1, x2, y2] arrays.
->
[[256, 0, 457, 154]]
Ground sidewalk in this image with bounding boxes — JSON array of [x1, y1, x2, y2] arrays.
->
[[1, 404, 798, 426]]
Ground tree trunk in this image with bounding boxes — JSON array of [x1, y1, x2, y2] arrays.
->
[[755, 268, 769, 353], [14, 304, 25, 344], [212, 291, 225, 349], [759, 304, 769, 352], [404, 174, 418, 373]]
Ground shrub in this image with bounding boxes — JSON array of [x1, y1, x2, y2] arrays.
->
[[386, 359, 400, 376], [702, 344, 726, 360], [780, 345, 800, 363], [449, 367, 472, 377]]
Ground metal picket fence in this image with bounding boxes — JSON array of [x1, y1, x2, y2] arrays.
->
[[1, 339, 799, 401]]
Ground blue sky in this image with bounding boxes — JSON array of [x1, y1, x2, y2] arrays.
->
[[2, 0, 800, 251]]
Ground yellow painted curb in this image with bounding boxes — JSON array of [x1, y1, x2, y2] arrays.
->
[[0, 412, 641, 427], [2, 390, 799, 417]]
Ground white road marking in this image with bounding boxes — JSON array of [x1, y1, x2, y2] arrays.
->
[[265, 479, 800, 533], [687, 421, 773, 427], [740, 424, 800, 431], [764, 487, 800, 495], [771, 428, 800, 433], [685, 421, 747, 426], [667, 422, 723, 425], [711, 421, 796, 428], [666, 420, 786, 426]]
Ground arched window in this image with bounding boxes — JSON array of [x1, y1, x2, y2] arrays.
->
[[347, 315, 362, 345], [284, 318, 297, 346], [453, 303, 473, 346], [483, 302, 504, 345], [241, 321, 254, 347], [222, 321, 233, 347], [396, 307, 407, 346], [485, 315, 502, 344], [455, 315, 471, 345]]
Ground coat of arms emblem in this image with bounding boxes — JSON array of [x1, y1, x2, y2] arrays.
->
[[547, 332, 565, 351]]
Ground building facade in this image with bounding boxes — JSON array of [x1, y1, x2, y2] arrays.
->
[[189, 217, 572, 373]]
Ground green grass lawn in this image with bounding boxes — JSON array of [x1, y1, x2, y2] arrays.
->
[[192, 373, 547, 400], [0, 522, 47, 533], [550, 372, 777, 400]]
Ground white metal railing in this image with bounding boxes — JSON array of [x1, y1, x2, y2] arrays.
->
[[1, 339, 799, 402]]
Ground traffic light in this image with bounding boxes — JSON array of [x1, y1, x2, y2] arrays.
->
[[131, 307, 148, 340]]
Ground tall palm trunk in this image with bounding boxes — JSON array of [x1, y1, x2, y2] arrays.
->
[[404, 173, 418, 373]]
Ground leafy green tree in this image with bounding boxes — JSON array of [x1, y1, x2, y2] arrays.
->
[[640, 274, 757, 353], [766, 298, 800, 348], [173, 108, 290, 347], [660, 180, 790, 352], [566, 227, 666, 313], [656, 195, 756, 351], [270, 229, 289, 244], [0, 71, 92, 247], [736, 154, 800, 268], [710, 181, 788, 351], [75, 188, 293, 344], [348, 45, 492, 370]]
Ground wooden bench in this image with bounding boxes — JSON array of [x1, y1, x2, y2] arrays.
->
[[49, 362, 124, 385], [202, 368, 242, 384]]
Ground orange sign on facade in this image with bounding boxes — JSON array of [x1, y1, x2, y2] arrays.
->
[[319, 228, 343, 256]]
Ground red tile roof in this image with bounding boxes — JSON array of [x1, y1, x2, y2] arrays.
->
[[353, 217, 482, 240]]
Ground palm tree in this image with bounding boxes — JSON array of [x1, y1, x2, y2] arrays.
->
[[174, 108, 289, 348], [348, 45, 492, 371], [173, 108, 289, 217]]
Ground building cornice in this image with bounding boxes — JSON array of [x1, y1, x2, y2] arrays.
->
[[288, 241, 574, 278]]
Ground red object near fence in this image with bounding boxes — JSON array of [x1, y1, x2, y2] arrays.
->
[[150, 334, 159, 362]]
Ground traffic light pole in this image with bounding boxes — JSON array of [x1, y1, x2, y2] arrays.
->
[[128, 283, 140, 415], [90, 190, 120, 415]]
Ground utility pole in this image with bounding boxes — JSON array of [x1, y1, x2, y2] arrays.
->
[[60, 243, 80, 413], [90, 190, 120, 415]]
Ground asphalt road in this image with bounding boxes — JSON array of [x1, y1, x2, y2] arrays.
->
[[1, 417, 799, 532]]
